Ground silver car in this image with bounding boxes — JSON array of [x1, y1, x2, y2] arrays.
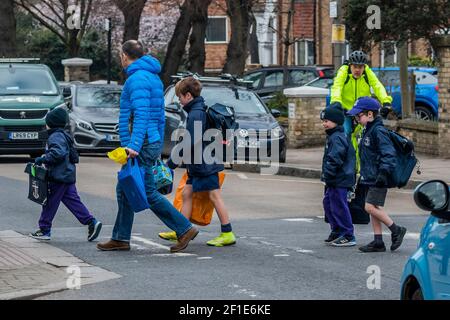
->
[[65, 84, 122, 152]]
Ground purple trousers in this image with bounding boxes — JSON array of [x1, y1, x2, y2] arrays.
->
[[39, 182, 93, 232], [323, 187, 354, 237]]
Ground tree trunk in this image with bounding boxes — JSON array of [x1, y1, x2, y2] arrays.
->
[[283, 0, 295, 66], [248, 11, 260, 64], [399, 43, 411, 118], [222, 0, 252, 75], [68, 30, 81, 57], [113, 0, 148, 42], [188, 0, 212, 75], [0, 0, 17, 57], [161, 0, 195, 87]]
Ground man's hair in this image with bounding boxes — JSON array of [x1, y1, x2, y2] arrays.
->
[[122, 40, 145, 60], [175, 77, 202, 98]]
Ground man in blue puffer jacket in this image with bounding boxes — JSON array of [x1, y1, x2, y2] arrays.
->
[[97, 40, 198, 253]]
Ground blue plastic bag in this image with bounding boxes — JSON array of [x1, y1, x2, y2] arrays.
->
[[152, 159, 173, 190], [118, 159, 149, 213]]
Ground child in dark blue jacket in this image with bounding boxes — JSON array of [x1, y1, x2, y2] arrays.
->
[[320, 107, 356, 246], [164, 76, 236, 247], [29, 107, 102, 241], [347, 97, 407, 253]]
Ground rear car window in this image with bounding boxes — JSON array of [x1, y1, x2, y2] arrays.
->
[[289, 69, 316, 86], [263, 70, 284, 88]]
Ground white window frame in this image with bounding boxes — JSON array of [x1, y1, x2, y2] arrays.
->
[[295, 39, 314, 66], [205, 16, 228, 44]]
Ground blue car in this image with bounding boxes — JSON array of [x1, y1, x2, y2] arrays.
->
[[400, 180, 450, 300], [371, 67, 439, 121]]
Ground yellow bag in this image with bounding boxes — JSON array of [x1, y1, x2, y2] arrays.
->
[[107, 147, 128, 165], [173, 171, 226, 226]]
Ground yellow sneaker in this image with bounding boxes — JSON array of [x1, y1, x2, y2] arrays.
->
[[158, 231, 178, 241], [206, 232, 236, 247]]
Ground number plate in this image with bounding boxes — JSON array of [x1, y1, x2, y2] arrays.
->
[[106, 134, 120, 142], [9, 132, 39, 140]]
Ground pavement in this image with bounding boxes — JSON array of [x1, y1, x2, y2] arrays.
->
[[0, 230, 120, 300], [233, 147, 450, 189]]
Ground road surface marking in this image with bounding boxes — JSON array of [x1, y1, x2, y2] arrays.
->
[[237, 173, 248, 180], [296, 249, 314, 253], [282, 218, 314, 222], [197, 257, 213, 260], [274, 254, 290, 257], [131, 235, 196, 256]]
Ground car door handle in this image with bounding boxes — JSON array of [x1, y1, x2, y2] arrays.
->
[[428, 242, 435, 250]]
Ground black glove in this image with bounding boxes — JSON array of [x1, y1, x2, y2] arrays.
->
[[165, 158, 178, 170], [330, 102, 343, 111], [34, 156, 45, 166], [380, 103, 392, 119], [375, 170, 389, 187]]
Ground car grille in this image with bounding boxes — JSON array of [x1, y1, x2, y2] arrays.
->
[[0, 140, 46, 149], [97, 140, 120, 148], [0, 109, 49, 120], [0, 125, 47, 132], [94, 123, 119, 134]]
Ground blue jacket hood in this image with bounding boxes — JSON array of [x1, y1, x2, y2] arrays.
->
[[126, 55, 161, 76]]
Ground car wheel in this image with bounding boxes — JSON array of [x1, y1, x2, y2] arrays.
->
[[411, 287, 424, 300], [414, 105, 434, 121], [279, 149, 286, 163]]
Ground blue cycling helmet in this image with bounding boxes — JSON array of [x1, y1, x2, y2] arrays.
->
[[347, 96, 381, 116]]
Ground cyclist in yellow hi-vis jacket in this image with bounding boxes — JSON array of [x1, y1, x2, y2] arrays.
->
[[330, 50, 393, 136], [329, 50, 393, 173]]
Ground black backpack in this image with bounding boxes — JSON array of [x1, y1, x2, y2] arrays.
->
[[206, 103, 239, 139], [386, 130, 419, 188]]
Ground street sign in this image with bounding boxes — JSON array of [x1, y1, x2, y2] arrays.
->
[[332, 24, 346, 43], [288, 103, 296, 119], [330, 1, 338, 18]]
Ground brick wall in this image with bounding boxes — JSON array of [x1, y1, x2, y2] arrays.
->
[[316, 0, 333, 66], [205, 0, 228, 72], [293, 0, 314, 39], [436, 36, 450, 158]]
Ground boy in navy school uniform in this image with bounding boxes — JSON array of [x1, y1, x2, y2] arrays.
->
[[161, 76, 236, 247], [29, 107, 102, 241], [347, 97, 407, 252], [320, 107, 357, 247]]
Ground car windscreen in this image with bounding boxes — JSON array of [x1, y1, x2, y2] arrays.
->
[[76, 87, 121, 108], [171, 86, 269, 115], [0, 67, 58, 95]]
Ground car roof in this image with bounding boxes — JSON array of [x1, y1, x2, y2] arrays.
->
[[245, 65, 332, 72], [168, 82, 250, 91]]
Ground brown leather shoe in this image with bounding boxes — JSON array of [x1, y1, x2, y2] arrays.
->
[[170, 227, 199, 253], [97, 239, 130, 251]]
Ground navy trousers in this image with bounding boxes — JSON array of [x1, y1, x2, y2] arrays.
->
[[323, 187, 354, 237], [39, 182, 93, 232]]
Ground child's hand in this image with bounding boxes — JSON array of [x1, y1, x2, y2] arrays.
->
[[34, 157, 45, 166]]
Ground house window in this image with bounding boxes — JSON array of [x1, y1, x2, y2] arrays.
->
[[296, 40, 314, 66], [382, 41, 397, 66], [206, 16, 227, 43]]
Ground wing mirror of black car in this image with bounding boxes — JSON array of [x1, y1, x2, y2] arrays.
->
[[327, 79, 334, 87], [165, 102, 182, 113], [414, 180, 450, 219], [63, 87, 72, 98], [271, 109, 281, 118]]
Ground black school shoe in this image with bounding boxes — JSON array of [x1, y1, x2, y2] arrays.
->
[[391, 226, 407, 251], [358, 240, 386, 253]]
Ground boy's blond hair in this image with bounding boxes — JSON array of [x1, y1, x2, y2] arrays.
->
[[175, 77, 202, 98]]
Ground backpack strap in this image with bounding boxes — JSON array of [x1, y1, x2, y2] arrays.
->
[[344, 69, 370, 86]]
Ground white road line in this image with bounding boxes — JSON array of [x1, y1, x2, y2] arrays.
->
[[237, 173, 248, 180], [274, 254, 290, 257], [197, 257, 213, 260], [296, 249, 314, 253], [131, 235, 196, 256], [282, 218, 314, 222], [316, 216, 324, 219]]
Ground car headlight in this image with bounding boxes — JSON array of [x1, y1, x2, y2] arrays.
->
[[76, 120, 93, 131], [271, 126, 283, 138], [238, 129, 249, 138]]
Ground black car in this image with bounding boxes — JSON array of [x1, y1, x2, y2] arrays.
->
[[243, 66, 334, 103], [163, 76, 287, 163]]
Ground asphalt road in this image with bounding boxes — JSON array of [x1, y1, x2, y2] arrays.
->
[[0, 154, 429, 299]]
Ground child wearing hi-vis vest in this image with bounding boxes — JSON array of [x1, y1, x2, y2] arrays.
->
[[160, 76, 236, 247]]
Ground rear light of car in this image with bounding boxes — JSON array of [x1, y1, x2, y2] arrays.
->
[[435, 85, 439, 92], [318, 70, 325, 78]]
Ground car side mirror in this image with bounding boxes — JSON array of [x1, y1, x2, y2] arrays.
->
[[327, 79, 334, 87], [63, 87, 72, 98], [271, 109, 281, 118], [414, 180, 450, 218], [165, 102, 181, 113]]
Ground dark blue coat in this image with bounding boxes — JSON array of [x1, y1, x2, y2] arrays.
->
[[321, 126, 356, 188], [41, 128, 76, 184], [359, 116, 397, 186], [119, 55, 165, 153], [168, 96, 224, 177]]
